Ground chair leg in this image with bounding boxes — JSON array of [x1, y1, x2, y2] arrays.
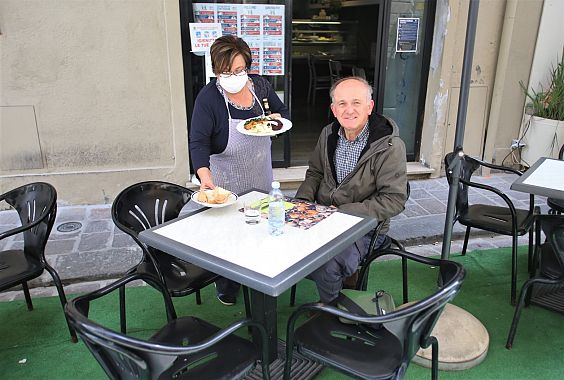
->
[[511, 235, 518, 305], [289, 284, 296, 306], [196, 290, 202, 305], [461, 226, 471, 256], [119, 285, 127, 334], [528, 228, 534, 274], [506, 279, 536, 349], [402, 257, 409, 303], [22, 282, 33, 311], [242, 286, 251, 319], [44, 265, 77, 343], [431, 337, 439, 380]]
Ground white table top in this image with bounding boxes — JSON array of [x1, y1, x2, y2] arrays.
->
[[511, 158, 564, 200], [139, 191, 377, 296]]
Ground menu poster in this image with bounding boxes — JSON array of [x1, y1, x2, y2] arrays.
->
[[189, 23, 222, 53], [217, 4, 238, 36], [240, 5, 262, 37], [396, 17, 420, 53], [193, 3, 215, 23], [263, 41, 284, 75], [247, 39, 262, 75], [192, 3, 285, 76]]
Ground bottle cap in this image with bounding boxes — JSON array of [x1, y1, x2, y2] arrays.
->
[[272, 181, 280, 189]]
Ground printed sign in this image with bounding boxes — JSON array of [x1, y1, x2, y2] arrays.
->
[[189, 23, 222, 53], [396, 17, 420, 53]]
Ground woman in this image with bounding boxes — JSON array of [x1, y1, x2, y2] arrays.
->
[[190, 35, 289, 306]]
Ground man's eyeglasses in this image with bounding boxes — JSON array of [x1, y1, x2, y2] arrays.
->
[[219, 68, 247, 78]]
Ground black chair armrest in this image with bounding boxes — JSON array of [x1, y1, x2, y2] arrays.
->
[[459, 178, 519, 217], [470, 157, 523, 176]]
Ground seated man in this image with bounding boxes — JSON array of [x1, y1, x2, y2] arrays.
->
[[296, 76, 408, 304]]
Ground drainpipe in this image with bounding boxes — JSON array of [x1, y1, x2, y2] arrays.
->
[[482, 0, 519, 174]]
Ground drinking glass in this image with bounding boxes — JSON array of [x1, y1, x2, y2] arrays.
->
[[244, 201, 261, 224]]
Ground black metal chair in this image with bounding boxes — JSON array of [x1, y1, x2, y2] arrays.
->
[[328, 59, 342, 85], [506, 214, 564, 349], [547, 144, 564, 215], [0, 182, 76, 342], [352, 66, 367, 80], [307, 54, 331, 105], [444, 152, 538, 305], [284, 248, 465, 380], [65, 272, 270, 379], [111, 181, 219, 333]]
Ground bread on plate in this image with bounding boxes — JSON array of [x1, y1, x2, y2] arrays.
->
[[197, 187, 231, 204]]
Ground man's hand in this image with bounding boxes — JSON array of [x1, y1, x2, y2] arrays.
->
[[196, 167, 215, 191], [269, 113, 282, 119]]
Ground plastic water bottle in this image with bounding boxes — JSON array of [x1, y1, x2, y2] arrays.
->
[[268, 181, 285, 236]]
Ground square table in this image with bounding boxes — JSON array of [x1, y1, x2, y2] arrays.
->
[[511, 157, 564, 314], [511, 157, 564, 200], [138, 190, 377, 364]]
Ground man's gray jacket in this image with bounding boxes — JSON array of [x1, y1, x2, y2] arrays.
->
[[296, 112, 407, 235]]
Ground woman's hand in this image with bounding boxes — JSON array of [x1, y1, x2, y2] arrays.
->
[[196, 167, 215, 191], [269, 112, 282, 119]]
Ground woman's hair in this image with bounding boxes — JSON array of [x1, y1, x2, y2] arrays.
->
[[210, 35, 252, 75]]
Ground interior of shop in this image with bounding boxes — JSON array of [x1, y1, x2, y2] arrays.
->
[[290, 1, 381, 165]]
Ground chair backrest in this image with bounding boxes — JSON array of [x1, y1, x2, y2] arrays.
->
[[328, 59, 342, 85], [112, 181, 192, 246], [308, 54, 331, 83], [352, 66, 366, 79], [1, 182, 57, 262], [66, 273, 189, 379], [559, 144, 564, 160], [444, 152, 481, 215]]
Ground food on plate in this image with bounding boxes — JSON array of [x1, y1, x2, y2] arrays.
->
[[198, 187, 232, 204], [243, 116, 284, 134]]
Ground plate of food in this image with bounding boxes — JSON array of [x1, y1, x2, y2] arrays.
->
[[236, 116, 292, 137], [191, 187, 238, 208]]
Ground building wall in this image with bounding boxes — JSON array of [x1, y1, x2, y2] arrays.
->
[[0, 0, 189, 204], [420, 0, 543, 175]]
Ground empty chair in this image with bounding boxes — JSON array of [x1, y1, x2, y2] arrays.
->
[[0, 182, 76, 342], [112, 181, 219, 333], [506, 214, 564, 348], [444, 152, 538, 305], [328, 59, 342, 85], [307, 54, 332, 105], [352, 66, 366, 80], [547, 144, 564, 215], [284, 248, 465, 380], [65, 272, 270, 379]]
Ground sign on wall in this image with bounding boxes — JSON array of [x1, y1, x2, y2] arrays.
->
[[193, 3, 285, 75], [396, 17, 420, 53]]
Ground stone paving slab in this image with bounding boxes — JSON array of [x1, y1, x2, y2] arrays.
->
[[0, 173, 549, 293]]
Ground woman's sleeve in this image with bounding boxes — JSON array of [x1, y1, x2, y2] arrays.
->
[[189, 95, 215, 171]]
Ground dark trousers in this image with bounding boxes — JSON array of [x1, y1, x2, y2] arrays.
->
[[308, 233, 386, 303], [215, 277, 240, 297]]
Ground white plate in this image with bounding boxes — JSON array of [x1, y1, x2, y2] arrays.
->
[[191, 191, 239, 208], [236, 117, 292, 137]]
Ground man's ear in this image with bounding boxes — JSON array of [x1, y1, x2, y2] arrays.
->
[[330, 103, 336, 116], [368, 99, 375, 114]]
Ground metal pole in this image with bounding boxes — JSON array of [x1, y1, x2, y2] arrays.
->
[[441, 0, 480, 261]]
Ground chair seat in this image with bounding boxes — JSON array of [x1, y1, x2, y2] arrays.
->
[[0, 250, 44, 290], [137, 259, 217, 297], [459, 205, 534, 236], [547, 197, 564, 213], [294, 313, 402, 379], [151, 316, 258, 379]]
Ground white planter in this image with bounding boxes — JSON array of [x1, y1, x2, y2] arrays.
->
[[521, 116, 564, 166]]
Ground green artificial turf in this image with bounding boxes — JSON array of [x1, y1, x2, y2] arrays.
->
[[1, 246, 563, 379]]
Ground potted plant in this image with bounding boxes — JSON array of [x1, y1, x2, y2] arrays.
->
[[520, 51, 564, 166]]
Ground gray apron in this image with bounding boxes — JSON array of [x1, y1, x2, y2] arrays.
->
[[209, 85, 273, 194]]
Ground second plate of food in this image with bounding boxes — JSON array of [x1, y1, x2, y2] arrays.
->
[[236, 117, 292, 137]]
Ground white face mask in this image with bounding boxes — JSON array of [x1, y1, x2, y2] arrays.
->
[[219, 73, 248, 94]]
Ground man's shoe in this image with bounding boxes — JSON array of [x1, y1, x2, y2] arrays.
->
[[216, 292, 236, 306], [343, 270, 359, 289]]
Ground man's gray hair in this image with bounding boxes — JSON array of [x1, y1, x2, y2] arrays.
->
[[329, 76, 373, 103]]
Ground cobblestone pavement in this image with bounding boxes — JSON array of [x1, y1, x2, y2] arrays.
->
[[0, 173, 548, 301]]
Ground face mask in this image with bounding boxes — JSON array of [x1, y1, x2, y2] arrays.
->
[[219, 73, 248, 94]]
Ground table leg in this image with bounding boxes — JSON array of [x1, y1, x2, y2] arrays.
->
[[250, 289, 278, 364]]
